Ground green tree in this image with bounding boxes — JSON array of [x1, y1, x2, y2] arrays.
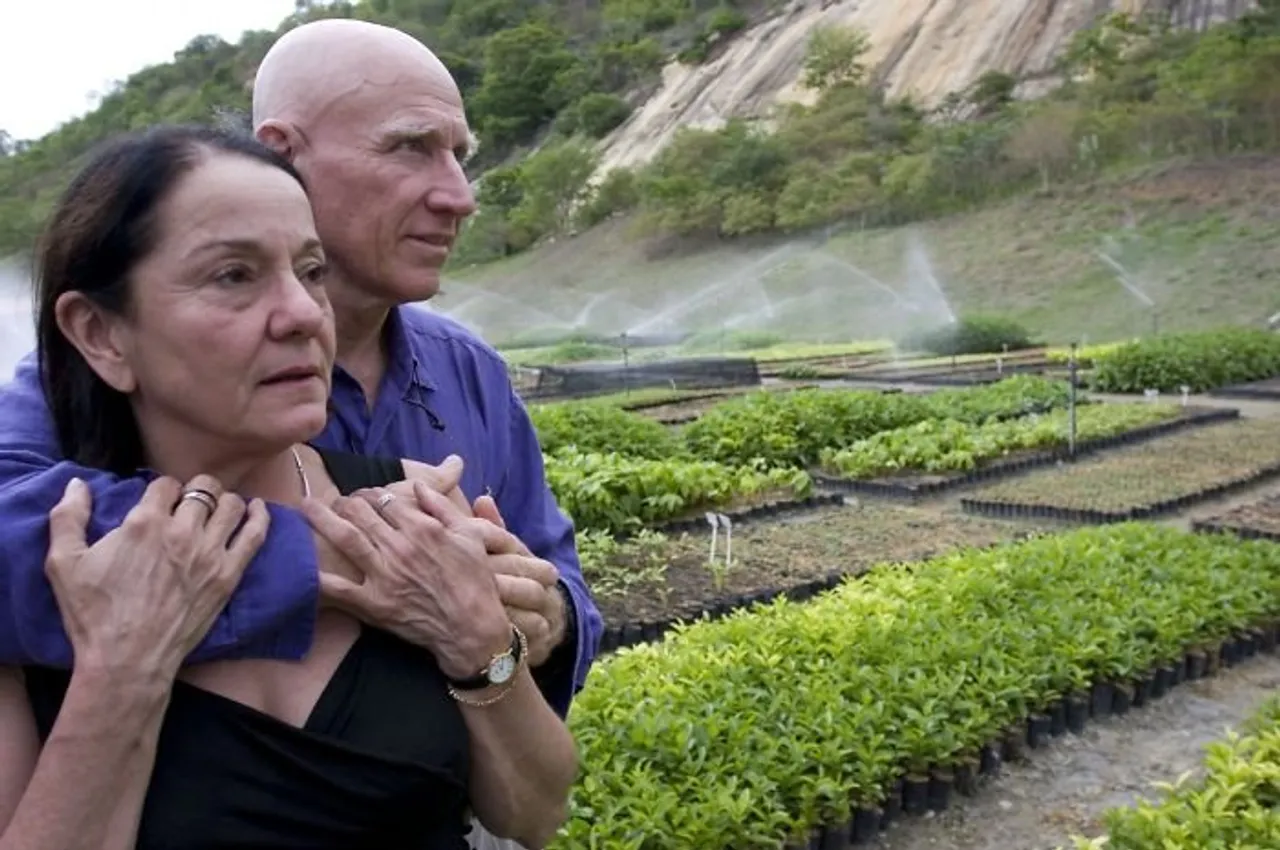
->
[[801, 25, 871, 92]]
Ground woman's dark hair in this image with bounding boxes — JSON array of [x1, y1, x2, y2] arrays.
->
[[35, 123, 307, 474]]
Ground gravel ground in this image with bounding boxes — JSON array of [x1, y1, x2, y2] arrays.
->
[[873, 653, 1280, 850]]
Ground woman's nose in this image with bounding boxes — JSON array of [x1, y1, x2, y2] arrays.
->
[[269, 273, 328, 338]]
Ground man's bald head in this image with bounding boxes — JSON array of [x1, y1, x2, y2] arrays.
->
[[252, 18, 458, 133], [248, 18, 478, 310]]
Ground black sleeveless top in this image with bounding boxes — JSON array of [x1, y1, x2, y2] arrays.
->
[[24, 449, 472, 849]]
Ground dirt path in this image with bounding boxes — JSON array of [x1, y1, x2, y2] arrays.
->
[[873, 655, 1280, 850]]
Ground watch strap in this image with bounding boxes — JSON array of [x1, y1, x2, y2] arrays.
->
[[447, 626, 524, 691]]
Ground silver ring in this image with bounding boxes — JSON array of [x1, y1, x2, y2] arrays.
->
[[179, 489, 217, 515], [375, 492, 396, 512]]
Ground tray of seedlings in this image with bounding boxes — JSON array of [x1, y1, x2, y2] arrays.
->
[[960, 417, 1280, 524]]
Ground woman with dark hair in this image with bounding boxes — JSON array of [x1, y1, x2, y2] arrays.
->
[[0, 124, 576, 849]]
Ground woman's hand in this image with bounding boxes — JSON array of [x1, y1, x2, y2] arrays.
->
[[45, 475, 269, 682], [302, 481, 556, 681]]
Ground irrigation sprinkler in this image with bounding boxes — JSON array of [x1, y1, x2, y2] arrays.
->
[[621, 331, 630, 396]]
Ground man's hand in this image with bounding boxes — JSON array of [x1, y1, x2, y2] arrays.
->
[[302, 481, 518, 680], [474, 495, 568, 667]]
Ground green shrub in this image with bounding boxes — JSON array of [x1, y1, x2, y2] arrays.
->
[[553, 525, 1280, 848], [1090, 328, 1280, 393], [682, 375, 1069, 468], [901, 314, 1036, 356], [544, 448, 811, 531], [530, 403, 679, 458]]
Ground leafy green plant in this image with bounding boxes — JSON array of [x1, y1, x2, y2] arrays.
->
[[552, 525, 1280, 848], [577, 528, 670, 599], [1091, 328, 1280, 393], [530, 402, 679, 459], [682, 375, 1070, 469], [819, 402, 1175, 478], [544, 449, 812, 532]]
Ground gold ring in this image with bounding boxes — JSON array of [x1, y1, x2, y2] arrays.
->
[[179, 489, 218, 515]]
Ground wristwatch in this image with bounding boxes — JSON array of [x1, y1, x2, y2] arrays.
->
[[447, 625, 527, 691]]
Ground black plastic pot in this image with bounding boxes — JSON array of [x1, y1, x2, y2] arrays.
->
[[1186, 650, 1208, 680], [1111, 682, 1134, 716], [1002, 724, 1026, 763], [1049, 699, 1068, 736], [619, 622, 642, 648], [1259, 624, 1279, 654], [1170, 658, 1185, 686], [1149, 669, 1168, 699], [927, 771, 952, 812], [1091, 681, 1114, 719], [880, 779, 903, 827], [1133, 675, 1153, 707], [600, 628, 620, 653], [1065, 693, 1089, 734], [1027, 714, 1051, 748], [1205, 642, 1223, 676], [953, 758, 979, 796], [1221, 637, 1241, 667], [805, 827, 823, 850], [902, 776, 929, 815], [979, 743, 1002, 776], [820, 821, 848, 850], [850, 808, 880, 844], [1240, 631, 1259, 658]]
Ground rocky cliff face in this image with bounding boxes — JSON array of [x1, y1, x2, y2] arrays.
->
[[593, 0, 1251, 179]]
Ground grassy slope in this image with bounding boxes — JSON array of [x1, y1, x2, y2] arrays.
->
[[444, 155, 1280, 346]]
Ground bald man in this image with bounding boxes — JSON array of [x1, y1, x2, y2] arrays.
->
[[0, 19, 601, 726]]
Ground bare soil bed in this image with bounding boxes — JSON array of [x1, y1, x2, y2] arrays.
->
[[965, 417, 1280, 512], [1196, 486, 1280, 535], [585, 501, 1038, 627]]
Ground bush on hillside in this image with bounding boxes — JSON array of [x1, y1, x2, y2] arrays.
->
[[901, 315, 1036, 356], [1090, 328, 1280, 393]]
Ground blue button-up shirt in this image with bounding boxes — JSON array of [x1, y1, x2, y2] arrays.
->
[[0, 305, 601, 716]]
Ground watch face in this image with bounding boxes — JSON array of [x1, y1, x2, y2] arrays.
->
[[488, 653, 517, 685]]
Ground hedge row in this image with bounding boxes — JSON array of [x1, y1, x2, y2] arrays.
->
[[1091, 328, 1280, 394], [552, 524, 1280, 849]]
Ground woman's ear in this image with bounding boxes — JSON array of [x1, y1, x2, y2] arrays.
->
[[54, 291, 137, 393]]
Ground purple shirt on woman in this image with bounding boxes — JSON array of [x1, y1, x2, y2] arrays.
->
[[0, 305, 601, 717]]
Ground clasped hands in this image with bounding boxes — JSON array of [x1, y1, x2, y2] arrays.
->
[[300, 456, 568, 676]]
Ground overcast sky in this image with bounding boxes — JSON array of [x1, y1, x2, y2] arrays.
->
[[2, 0, 297, 141]]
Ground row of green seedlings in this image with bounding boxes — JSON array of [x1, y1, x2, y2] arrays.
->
[[535, 376, 1074, 532], [1063, 695, 1280, 849], [548, 524, 1280, 850]]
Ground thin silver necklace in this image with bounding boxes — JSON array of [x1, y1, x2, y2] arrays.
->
[[290, 446, 312, 498]]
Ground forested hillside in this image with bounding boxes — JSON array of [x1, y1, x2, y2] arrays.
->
[[5, 0, 1280, 276], [0, 0, 763, 255]]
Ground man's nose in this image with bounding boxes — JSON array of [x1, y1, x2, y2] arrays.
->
[[428, 156, 478, 218]]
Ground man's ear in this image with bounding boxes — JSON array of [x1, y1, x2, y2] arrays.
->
[[54, 291, 137, 393], [256, 120, 300, 161]]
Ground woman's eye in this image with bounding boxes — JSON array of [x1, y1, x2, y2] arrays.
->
[[213, 265, 252, 286]]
